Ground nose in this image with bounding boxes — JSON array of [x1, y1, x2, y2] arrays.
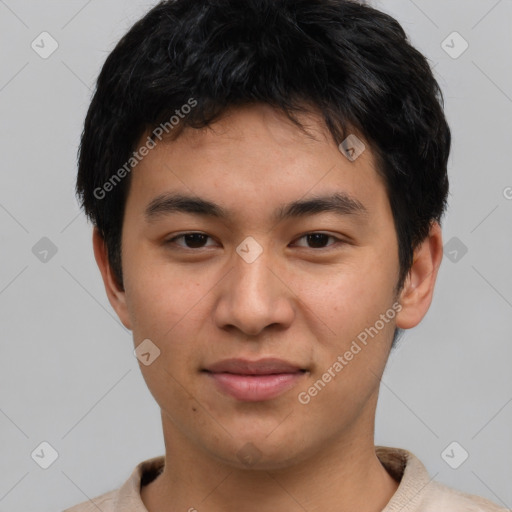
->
[[212, 245, 295, 338]]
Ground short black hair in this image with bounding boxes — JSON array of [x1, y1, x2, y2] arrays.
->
[[76, 0, 451, 350]]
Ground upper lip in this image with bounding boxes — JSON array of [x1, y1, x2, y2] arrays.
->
[[204, 358, 305, 375]]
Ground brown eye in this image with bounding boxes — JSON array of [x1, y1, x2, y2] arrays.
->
[[293, 233, 342, 249], [166, 232, 216, 249]]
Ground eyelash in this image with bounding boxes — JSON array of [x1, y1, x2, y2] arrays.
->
[[165, 232, 346, 251]]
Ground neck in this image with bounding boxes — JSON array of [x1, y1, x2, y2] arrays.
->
[[142, 411, 399, 512]]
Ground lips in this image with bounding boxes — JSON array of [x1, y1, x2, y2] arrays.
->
[[205, 357, 304, 375], [203, 358, 307, 402]]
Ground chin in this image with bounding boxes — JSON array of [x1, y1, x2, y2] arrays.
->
[[204, 432, 315, 471]]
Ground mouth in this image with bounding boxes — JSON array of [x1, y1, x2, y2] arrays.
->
[[202, 358, 307, 402]]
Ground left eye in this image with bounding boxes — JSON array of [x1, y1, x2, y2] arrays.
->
[[292, 233, 341, 249], [166, 232, 342, 250]]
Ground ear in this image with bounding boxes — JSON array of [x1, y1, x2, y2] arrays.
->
[[395, 221, 444, 330], [92, 227, 132, 330]]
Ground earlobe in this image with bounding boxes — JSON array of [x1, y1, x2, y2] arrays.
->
[[395, 221, 444, 330], [92, 227, 133, 330]]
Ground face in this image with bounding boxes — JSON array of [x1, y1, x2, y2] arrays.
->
[[95, 104, 440, 469]]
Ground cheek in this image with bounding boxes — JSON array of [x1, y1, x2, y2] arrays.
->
[[289, 254, 397, 340], [123, 258, 203, 340], [124, 267, 218, 384]]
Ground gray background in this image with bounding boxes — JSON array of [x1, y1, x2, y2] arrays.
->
[[0, 1, 511, 511]]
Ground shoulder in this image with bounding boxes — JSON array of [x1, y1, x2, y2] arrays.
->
[[418, 479, 509, 512], [376, 446, 507, 512], [63, 489, 118, 512], [62, 455, 165, 512]]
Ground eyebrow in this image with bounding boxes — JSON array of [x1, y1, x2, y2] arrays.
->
[[144, 192, 368, 224]]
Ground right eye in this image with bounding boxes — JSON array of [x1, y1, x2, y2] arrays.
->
[[164, 232, 218, 250]]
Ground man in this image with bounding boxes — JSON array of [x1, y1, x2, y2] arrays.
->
[[64, 0, 506, 510]]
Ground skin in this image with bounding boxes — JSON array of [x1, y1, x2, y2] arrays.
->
[[93, 103, 443, 512]]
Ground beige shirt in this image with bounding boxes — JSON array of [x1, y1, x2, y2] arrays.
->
[[63, 446, 508, 511]]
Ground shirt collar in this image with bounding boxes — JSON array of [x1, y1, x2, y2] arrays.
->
[[112, 446, 431, 511]]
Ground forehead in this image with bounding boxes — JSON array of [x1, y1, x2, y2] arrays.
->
[[125, 104, 388, 224]]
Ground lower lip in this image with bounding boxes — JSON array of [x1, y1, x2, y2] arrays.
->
[[206, 372, 305, 401]]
